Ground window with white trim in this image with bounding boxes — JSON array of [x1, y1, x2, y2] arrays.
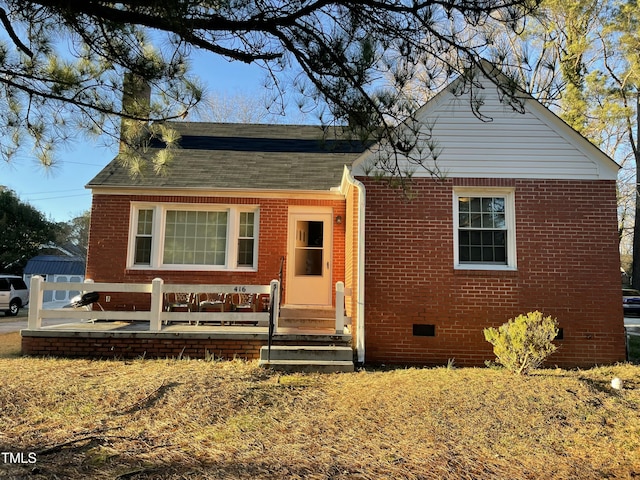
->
[[453, 189, 516, 270], [237, 211, 255, 267], [129, 204, 259, 270], [134, 208, 154, 265]]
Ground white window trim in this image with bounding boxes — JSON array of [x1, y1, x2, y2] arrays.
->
[[127, 203, 260, 271], [453, 187, 517, 271]]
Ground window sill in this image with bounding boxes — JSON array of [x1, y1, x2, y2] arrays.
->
[[454, 265, 518, 277], [126, 266, 258, 274]]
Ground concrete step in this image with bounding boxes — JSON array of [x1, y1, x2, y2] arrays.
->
[[279, 307, 334, 319], [258, 359, 354, 373], [278, 317, 335, 328], [258, 345, 354, 373], [278, 307, 338, 330], [260, 345, 352, 361]]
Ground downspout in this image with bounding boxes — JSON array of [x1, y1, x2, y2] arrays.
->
[[342, 166, 366, 363]]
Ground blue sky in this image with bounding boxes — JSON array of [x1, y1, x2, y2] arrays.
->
[[0, 53, 290, 223]]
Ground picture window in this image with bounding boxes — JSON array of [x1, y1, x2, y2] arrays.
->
[[129, 204, 258, 270]]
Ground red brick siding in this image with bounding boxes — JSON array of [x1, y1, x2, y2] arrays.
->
[[360, 177, 626, 368], [87, 194, 346, 309]]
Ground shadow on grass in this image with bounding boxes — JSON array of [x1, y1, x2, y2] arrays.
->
[[0, 437, 528, 480]]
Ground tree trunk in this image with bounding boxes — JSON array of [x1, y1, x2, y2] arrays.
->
[[633, 184, 640, 288], [631, 94, 640, 288]]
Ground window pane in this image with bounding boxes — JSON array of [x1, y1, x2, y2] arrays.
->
[[295, 248, 323, 275], [239, 212, 255, 238], [137, 209, 153, 235], [458, 230, 508, 265], [163, 210, 228, 265], [134, 237, 152, 265], [494, 213, 506, 229], [482, 213, 494, 228], [238, 238, 254, 266]]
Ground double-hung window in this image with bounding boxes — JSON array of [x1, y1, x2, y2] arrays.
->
[[453, 188, 516, 270], [237, 212, 256, 267], [129, 204, 259, 270], [134, 209, 154, 265]]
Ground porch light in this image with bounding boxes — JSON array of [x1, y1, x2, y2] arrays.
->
[[336, 215, 342, 224]]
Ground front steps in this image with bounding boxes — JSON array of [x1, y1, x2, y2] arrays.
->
[[259, 345, 354, 373], [262, 306, 354, 372], [278, 306, 335, 330]]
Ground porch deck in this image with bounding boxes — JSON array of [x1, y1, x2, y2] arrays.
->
[[23, 319, 343, 338], [21, 277, 353, 364]]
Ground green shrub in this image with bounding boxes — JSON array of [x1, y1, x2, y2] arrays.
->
[[483, 311, 559, 375]]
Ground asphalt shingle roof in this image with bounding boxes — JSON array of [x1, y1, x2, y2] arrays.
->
[[87, 123, 368, 191]]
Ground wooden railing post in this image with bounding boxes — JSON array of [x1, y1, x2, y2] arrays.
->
[[150, 278, 164, 332], [27, 275, 44, 329], [336, 281, 345, 334]]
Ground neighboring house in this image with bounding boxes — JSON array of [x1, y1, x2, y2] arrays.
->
[[26, 63, 626, 367], [24, 254, 86, 307]]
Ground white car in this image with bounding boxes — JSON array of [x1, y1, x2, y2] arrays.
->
[[0, 275, 29, 316]]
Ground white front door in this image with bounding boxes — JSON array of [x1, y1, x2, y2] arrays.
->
[[286, 211, 333, 306]]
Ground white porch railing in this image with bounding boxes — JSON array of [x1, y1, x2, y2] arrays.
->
[[27, 276, 352, 335], [27, 276, 280, 333], [335, 281, 352, 335]]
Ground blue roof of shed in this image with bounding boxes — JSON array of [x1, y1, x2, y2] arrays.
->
[[24, 255, 86, 276]]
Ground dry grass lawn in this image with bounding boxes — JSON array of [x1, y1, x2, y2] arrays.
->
[[0, 332, 639, 479]]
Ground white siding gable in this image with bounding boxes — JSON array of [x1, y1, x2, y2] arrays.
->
[[352, 74, 619, 180]]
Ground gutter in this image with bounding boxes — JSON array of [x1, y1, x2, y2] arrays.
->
[[342, 166, 366, 363]]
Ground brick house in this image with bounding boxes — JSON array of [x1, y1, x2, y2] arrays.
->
[[74, 65, 626, 367]]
